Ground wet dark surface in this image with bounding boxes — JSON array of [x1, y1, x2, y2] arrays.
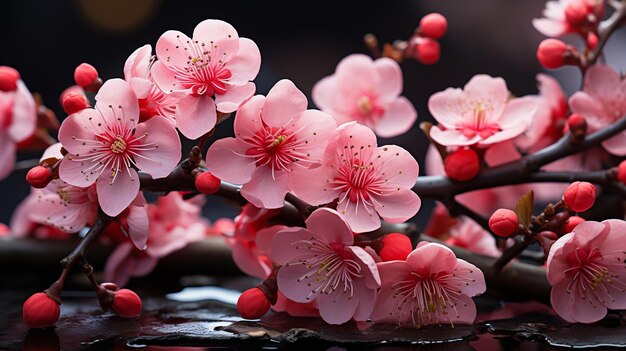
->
[[1, 279, 626, 350]]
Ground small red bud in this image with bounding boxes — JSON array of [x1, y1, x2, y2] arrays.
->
[[565, 1, 589, 26], [563, 181, 596, 212], [111, 289, 142, 318], [195, 172, 221, 195], [413, 38, 440, 65], [237, 287, 271, 319], [489, 209, 519, 237], [74, 63, 99, 88], [537, 39, 568, 69], [26, 166, 52, 189], [62, 91, 89, 115], [23, 292, 60, 328], [0, 66, 20, 92], [420, 13, 448, 39], [586, 32, 598, 50], [565, 215, 585, 232], [566, 113, 587, 136], [379, 233, 412, 261], [444, 148, 480, 181], [617, 160, 626, 185]]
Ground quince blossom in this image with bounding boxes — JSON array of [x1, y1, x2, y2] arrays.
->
[[206, 79, 336, 209], [312, 54, 417, 137], [58, 79, 181, 217], [547, 220, 626, 323], [291, 122, 420, 233], [428, 75, 537, 147], [271, 208, 381, 325], [151, 19, 261, 139]]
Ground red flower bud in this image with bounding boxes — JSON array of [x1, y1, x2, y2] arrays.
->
[[537, 39, 568, 69], [413, 38, 440, 65], [566, 113, 587, 136], [617, 160, 626, 185], [420, 13, 448, 39], [62, 91, 89, 115], [195, 172, 221, 195], [0, 66, 20, 92], [237, 287, 271, 319], [111, 289, 142, 318], [379, 233, 412, 261], [563, 181, 595, 212], [586, 32, 598, 50], [23, 292, 60, 328], [444, 148, 480, 181], [565, 215, 585, 233], [26, 166, 52, 189], [565, 1, 589, 26], [74, 63, 99, 88], [489, 209, 519, 237]]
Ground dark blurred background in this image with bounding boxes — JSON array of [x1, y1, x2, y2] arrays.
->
[[0, 0, 606, 226]]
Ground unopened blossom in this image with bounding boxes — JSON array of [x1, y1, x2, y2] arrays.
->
[[428, 75, 537, 147], [533, 0, 603, 37], [124, 44, 183, 125], [224, 204, 281, 279], [58, 79, 181, 217], [0, 76, 37, 180], [272, 208, 380, 325], [371, 242, 486, 327], [290, 122, 420, 233], [206, 79, 336, 209], [312, 54, 417, 137], [569, 65, 626, 155], [151, 19, 261, 139], [105, 192, 209, 286], [547, 220, 626, 323]]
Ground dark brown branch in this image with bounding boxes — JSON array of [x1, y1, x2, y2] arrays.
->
[[584, 1, 626, 68]]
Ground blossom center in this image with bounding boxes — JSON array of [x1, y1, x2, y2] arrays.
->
[[456, 105, 501, 140], [242, 126, 310, 174], [357, 96, 374, 115], [331, 159, 384, 207], [110, 137, 127, 154]]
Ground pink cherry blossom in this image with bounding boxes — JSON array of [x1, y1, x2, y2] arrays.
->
[[58, 78, 182, 217], [151, 19, 261, 139], [225, 204, 281, 279], [206, 79, 337, 209], [312, 54, 417, 137], [105, 192, 209, 286], [124, 44, 183, 125], [371, 242, 486, 327], [533, 0, 603, 37], [271, 208, 381, 325], [546, 219, 626, 323], [0, 78, 37, 180], [290, 122, 420, 233], [428, 75, 537, 147], [569, 65, 626, 155]]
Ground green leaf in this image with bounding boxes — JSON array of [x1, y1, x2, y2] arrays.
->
[[515, 190, 534, 229]]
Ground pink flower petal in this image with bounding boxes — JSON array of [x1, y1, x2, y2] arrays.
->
[[335, 54, 378, 95], [373, 189, 421, 224], [305, 208, 354, 246], [231, 239, 271, 279], [430, 126, 480, 146], [316, 286, 359, 324], [96, 167, 140, 217], [205, 137, 256, 185], [240, 166, 289, 209], [261, 79, 307, 127], [497, 97, 537, 130], [59, 154, 97, 188], [406, 242, 457, 275], [584, 65, 622, 99], [569, 92, 605, 128], [602, 132, 626, 156], [311, 76, 338, 112], [0, 134, 16, 180], [464, 75, 508, 116], [193, 19, 240, 59], [8, 81, 37, 142], [127, 193, 149, 250], [256, 225, 286, 258], [325, 122, 377, 164], [95, 79, 140, 128], [374, 96, 417, 138], [288, 166, 339, 205], [347, 246, 381, 289], [352, 279, 377, 321], [428, 88, 466, 130], [290, 109, 337, 161], [104, 242, 134, 287], [233, 95, 264, 140], [150, 60, 179, 94], [550, 279, 576, 323], [57, 109, 102, 155], [454, 259, 486, 296], [124, 44, 152, 80], [532, 18, 567, 37], [215, 82, 256, 113], [176, 95, 217, 140], [227, 38, 261, 85], [450, 293, 479, 324], [132, 116, 181, 178], [128, 77, 152, 99], [156, 30, 193, 70], [270, 227, 314, 265], [372, 145, 419, 189], [337, 197, 381, 233], [373, 57, 402, 103]]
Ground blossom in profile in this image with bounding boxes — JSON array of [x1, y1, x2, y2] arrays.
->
[[312, 54, 417, 137], [547, 220, 626, 323], [271, 208, 380, 324], [124, 44, 182, 125], [0, 70, 37, 180], [371, 242, 486, 327], [151, 19, 261, 139], [58, 79, 181, 217], [569, 65, 626, 155], [290, 122, 420, 233], [533, 0, 603, 37], [206, 79, 336, 209], [428, 75, 536, 147]]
